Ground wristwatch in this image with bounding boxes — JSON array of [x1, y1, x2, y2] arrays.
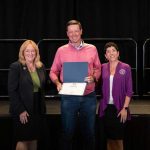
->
[[123, 107, 128, 111]]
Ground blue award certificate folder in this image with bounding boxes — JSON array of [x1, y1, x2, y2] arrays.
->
[[63, 62, 88, 82], [59, 62, 88, 95]]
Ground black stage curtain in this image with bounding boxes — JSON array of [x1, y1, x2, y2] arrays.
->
[[0, 0, 150, 41]]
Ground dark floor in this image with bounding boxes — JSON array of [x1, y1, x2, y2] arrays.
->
[[0, 99, 150, 150]]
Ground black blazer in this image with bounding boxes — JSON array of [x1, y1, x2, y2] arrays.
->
[[8, 61, 46, 116]]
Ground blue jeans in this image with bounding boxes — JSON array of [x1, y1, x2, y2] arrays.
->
[[61, 92, 96, 150]]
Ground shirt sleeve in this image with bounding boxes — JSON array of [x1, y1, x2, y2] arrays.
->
[[8, 63, 26, 115], [93, 47, 101, 81], [49, 49, 62, 83], [125, 65, 133, 97]]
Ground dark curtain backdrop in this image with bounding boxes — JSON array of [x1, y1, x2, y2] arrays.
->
[[0, 0, 150, 40], [0, 0, 150, 97]]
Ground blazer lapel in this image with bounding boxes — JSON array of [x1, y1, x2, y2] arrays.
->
[[21, 64, 33, 84], [36, 67, 43, 88]]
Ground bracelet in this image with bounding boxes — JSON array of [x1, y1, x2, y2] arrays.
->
[[123, 107, 128, 111]]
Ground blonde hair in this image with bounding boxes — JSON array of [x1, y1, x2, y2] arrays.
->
[[19, 40, 42, 68]]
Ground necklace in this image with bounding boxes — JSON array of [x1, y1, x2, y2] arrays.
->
[[26, 63, 36, 72]]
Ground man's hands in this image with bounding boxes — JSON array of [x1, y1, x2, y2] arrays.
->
[[84, 76, 95, 83]]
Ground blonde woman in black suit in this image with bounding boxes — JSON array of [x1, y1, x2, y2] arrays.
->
[[8, 40, 47, 150]]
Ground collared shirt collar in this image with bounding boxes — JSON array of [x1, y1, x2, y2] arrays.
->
[[69, 40, 84, 50]]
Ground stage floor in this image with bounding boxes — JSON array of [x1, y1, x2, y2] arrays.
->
[[0, 99, 150, 115]]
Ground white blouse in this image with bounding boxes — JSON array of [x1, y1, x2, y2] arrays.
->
[[108, 75, 114, 104]]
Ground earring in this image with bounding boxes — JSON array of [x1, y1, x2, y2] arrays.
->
[[105, 58, 108, 62]]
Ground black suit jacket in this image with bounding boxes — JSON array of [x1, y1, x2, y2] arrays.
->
[[8, 61, 46, 116]]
